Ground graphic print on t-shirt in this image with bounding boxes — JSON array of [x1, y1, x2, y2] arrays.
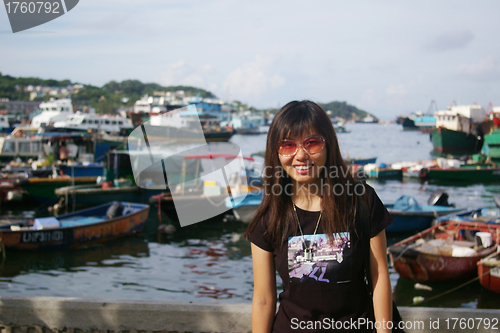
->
[[288, 232, 351, 283]]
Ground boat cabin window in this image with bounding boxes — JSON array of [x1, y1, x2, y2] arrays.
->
[[112, 121, 117, 125], [82, 119, 87, 124], [105, 120, 110, 124], [118, 121, 123, 125], [2, 141, 15, 153], [32, 142, 41, 152], [19, 142, 30, 153], [52, 107, 57, 111]]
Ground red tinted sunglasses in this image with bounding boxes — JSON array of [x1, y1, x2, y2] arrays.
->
[[277, 135, 326, 157]]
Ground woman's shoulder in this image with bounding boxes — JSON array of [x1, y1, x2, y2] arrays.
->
[[246, 213, 274, 252], [358, 181, 376, 201]]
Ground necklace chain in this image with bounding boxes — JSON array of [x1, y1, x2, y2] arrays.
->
[[292, 203, 322, 254]]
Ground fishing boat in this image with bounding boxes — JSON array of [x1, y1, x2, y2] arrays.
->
[[419, 163, 500, 182], [55, 181, 165, 208], [363, 163, 403, 179], [430, 105, 487, 154], [0, 201, 149, 250], [388, 219, 500, 282], [15, 176, 99, 204], [400, 116, 419, 131], [477, 247, 500, 294], [413, 115, 436, 133], [385, 191, 465, 233]]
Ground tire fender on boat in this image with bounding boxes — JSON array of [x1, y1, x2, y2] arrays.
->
[[419, 168, 428, 179]]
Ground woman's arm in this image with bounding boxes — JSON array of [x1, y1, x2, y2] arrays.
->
[[370, 230, 393, 333], [251, 242, 277, 333]]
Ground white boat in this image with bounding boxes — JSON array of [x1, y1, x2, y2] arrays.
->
[[31, 99, 73, 128], [54, 112, 134, 134], [31, 98, 133, 134]]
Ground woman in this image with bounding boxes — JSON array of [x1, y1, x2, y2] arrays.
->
[[245, 101, 394, 332]]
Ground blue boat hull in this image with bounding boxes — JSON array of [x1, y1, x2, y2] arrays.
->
[[386, 214, 435, 233], [59, 164, 105, 177], [385, 204, 465, 233]]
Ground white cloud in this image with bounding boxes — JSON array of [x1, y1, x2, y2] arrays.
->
[[223, 56, 286, 102], [159, 61, 214, 88]]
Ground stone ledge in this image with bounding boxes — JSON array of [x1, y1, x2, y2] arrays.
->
[[1, 296, 499, 333]]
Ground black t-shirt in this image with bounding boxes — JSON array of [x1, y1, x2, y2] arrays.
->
[[248, 184, 393, 332]]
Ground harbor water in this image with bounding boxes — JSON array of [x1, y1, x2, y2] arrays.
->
[[1, 123, 500, 309]]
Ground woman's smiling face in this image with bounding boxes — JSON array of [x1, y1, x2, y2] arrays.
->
[[277, 133, 327, 186]]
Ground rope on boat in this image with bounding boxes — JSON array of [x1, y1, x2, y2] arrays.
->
[[413, 270, 489, 306], [389, 242, 419, 262]]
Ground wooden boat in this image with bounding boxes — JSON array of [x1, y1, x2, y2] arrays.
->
[[388, 220, 500, 282], [385, 191, 465, 233], [0, 201, 149, 250], [477, 248, 500, 294]]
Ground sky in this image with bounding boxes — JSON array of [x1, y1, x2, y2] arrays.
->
[[1, 0, 500, 119]]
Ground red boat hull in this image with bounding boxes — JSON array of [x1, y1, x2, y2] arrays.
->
[[392, 248, 494, 282], [478, 253, 500, 294]]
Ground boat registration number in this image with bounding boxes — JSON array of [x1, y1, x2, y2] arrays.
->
[[21, 230, 70, 243], [491, 266, 500, 278]]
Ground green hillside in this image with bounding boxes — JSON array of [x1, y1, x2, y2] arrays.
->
[[318, 101, 370, 121], [0, 73, 216, 114]]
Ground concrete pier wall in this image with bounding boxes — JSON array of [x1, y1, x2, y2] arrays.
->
[[0, 296, 499, 333]]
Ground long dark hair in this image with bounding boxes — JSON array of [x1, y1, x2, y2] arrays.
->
[[245, 100, 357, 250]]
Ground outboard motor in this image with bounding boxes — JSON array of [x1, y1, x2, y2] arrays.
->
[[428, 190, 451, 207]]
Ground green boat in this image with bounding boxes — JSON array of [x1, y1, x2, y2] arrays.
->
[[483, 130, 500, 164], [419, 163, 500, 181], [430, 127, 483, 154], [15, 176, 99, 204]]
